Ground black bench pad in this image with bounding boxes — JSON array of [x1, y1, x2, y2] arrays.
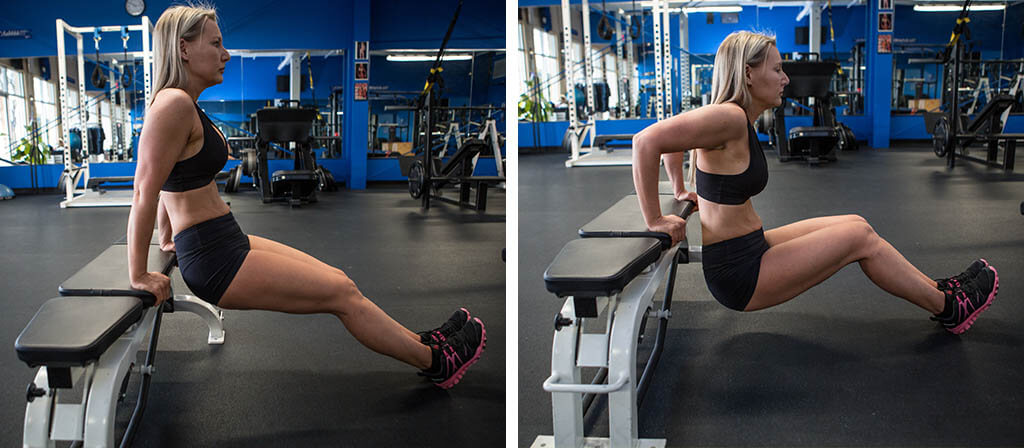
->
[[58, 245, 176, 303], [789, 126, 838, 139], [579, 195, 694, 249], [544, 238, 662, 298], [15, 296, 144, 367]]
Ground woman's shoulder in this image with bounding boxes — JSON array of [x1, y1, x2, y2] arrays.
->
[[149, 88, 197, 121]]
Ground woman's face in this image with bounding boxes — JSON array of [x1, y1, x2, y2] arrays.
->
[[181, 18, 230, 88], [747, 45, 789, 108]]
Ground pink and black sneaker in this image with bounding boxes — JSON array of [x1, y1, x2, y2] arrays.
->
[[419, 317, 486, 389], [934, 259, 989, 291], [931, 266, 998, 335], [418, 308, 471, 345]]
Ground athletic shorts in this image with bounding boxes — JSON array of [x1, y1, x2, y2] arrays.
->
[[702, 228, 771, 311], [173, 212, 250, 305]]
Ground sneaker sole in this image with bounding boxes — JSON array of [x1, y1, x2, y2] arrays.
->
[[436, 318, 487, 389], [949, 266, 998, 335]]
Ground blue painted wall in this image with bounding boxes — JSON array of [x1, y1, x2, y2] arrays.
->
[[1, 0, 503, 187]]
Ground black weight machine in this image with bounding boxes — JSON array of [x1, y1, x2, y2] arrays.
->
[[225, 101, 339, 205], [925, 0, 1022, 172], [767, 59, 857, 164], [387, 0, 504, 212]]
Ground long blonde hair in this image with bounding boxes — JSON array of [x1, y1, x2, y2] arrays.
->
[[150, 2, 219, 106], [710, 30, 777, 108]]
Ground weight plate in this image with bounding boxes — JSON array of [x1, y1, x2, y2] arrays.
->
[[933, 116, 949, 158], [408, 160, 425, 199]]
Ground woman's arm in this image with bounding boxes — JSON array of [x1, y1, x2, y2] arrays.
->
[[128, 89, 193, 300], [632, 104, 748, 238]]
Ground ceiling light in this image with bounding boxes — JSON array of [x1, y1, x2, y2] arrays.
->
[[913, 3, 1005, 12], [386, 54, 473, 62], [683, 6, 742, 13]]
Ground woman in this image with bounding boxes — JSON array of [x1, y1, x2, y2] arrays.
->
[[631, 31, 997, 334], [127, 4, 485, 389]]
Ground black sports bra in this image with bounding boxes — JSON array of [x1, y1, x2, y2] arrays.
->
[[161, 103, 228, 192], [695, 121, 768, 205]]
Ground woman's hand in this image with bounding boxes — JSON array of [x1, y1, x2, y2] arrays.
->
[[675, 190, 699, 211], [648, 214, 688, 245], [160, 240, 175, 252], [131, 272, 172, 306]]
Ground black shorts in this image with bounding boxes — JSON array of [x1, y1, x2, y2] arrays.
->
[[702, 228, 771, 311], [173, 212, 250, 305]]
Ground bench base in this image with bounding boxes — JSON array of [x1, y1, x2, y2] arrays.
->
[[531, 435, 666, 448]]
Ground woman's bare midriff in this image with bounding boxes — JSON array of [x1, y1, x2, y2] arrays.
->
[[693, 120, 764, 246], [162, 183, 231, 238]]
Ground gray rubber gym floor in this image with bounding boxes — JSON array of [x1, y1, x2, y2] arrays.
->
[[1, 186, 505, 447], [519, 146, 1024, 446]]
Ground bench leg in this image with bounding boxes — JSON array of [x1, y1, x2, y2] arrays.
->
[[1005, 140, 1016, 171], [84, 308, 157, 447], [550, 298, 585, 448], [173, 294, 226, 345], [608, 296, 642, 448], [23, 369, 56, 448]]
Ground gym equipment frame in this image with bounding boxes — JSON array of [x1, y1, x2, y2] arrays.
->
[[534, 194, 699, 448], [56, 17, 153, 208]]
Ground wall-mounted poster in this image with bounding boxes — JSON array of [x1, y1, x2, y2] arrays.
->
[[355, 62, 369, 81], [879, 0, 892, 10], [879, 12, 893, 32], [355, 41, 368, 60], [354, 82, 368, 101], [878, 34, 892, 54]]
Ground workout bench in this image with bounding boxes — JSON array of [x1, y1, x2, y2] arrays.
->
[[533, 194, 699, 448], [15, 239, 225, 447]]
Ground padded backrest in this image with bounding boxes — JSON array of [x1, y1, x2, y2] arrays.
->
[[544, 237, 662, 298]]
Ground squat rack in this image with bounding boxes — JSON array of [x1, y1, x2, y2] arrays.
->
[[56, 17, 154, 208]]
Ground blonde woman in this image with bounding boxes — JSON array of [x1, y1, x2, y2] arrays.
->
[[127, 3, 485, 389], [631, 31, 996, 333]]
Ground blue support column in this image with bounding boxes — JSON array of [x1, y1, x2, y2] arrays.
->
[[345, 0, 370, 189], [865, 0, 893, 149]]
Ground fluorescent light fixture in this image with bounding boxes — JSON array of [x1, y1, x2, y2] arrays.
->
[[386, 54, 473, 62], [683, 6, 742, 13], [913, 3, 1005, 12]]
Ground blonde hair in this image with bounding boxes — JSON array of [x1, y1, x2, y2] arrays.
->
[[150, 2, 219, 105], [710, 30, 777, 109]]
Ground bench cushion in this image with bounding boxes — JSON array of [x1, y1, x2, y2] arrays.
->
[[788, 126, 838, 139], [58, 245, 176, 303], [15, 296, 144, 367], [579, 195, 691, 249], [544, 238, 662, 297], [271, 170, 318, 182]]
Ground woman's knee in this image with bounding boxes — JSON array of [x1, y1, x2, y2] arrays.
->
[[846, 221, 880, 258], [329, 275, 365, 316], [844, 214, 869, 226]]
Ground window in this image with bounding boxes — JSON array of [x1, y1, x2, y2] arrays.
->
[[605, 53, 618, 110], [6, 66, 27, 160], [33, 76, 59, 150], [518, 23, 528, 96], [533, 28, 562, 104]]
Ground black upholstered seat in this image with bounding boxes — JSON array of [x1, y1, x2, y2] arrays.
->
[[15, 296, 144, 367], [58, 245, 176, 305], [544, 237, 662, 298]]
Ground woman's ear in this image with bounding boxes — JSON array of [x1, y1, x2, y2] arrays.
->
[[745, 64, 752, 87], [179, 38, 189, 61]]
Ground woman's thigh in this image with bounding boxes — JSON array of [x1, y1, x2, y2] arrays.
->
[[747, 221, 873, 311], [218, 249, 357, 314], [248, 234, 345, 275], [764, 214, 867, 247]]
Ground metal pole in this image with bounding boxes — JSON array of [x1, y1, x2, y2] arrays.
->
[[652, 0, 664, 120]]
